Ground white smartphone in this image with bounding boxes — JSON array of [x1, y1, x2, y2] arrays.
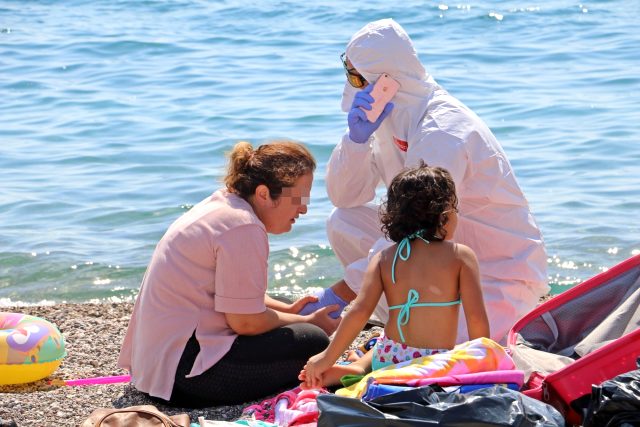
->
[[364, 73, 400, 123]]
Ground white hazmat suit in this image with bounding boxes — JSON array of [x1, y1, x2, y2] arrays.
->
[[326, 19, 548, 344]]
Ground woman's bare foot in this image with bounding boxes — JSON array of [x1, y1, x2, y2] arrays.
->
[[298, 363, 367, 390]]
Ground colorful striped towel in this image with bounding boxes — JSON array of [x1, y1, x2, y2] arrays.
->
[[336, 337, 515, 398]]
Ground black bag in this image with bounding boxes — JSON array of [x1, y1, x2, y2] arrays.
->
[[583, 360, 640, 427], [317, 385, 564, 426]]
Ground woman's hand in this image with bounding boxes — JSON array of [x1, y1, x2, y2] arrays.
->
[[307, 305, 341, 335], [288, 295, 319, 314]]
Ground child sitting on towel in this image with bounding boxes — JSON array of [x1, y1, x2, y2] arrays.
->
[[300, 163, 490, 389]]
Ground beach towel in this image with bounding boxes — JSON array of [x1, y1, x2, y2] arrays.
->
[[336, 337, 514, 398], [361, 369, 524, 400], [241, 386, 327, 426], [275, 388, 326, 426]]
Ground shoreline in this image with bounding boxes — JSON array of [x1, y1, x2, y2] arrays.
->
[[0, 302, 379, 426]]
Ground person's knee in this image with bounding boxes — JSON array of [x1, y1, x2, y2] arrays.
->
[[326, 207, 348, 244], [304, 323, 331, 346], [314, 329, 331, 352], [495, 280, 539, 320], [483, 281, 540, 344], [292, 323, 330, 353], [326, 206, 372, 240]]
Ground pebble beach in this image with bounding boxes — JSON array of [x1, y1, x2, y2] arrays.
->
[[0, 302, 380, 427]]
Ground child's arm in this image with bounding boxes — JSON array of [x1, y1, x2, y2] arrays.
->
[[458, 244, 490, 340], [303, 252, 384, 389]]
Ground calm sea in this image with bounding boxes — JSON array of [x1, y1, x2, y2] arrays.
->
[[1, 1, 639, 305]]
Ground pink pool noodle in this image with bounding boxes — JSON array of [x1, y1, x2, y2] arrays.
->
[[63, 374, 131, 386]]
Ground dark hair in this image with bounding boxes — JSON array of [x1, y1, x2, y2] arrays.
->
[[224, 140, 316, 200], [380, 162, 458, 242]]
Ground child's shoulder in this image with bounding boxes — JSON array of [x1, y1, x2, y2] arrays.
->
[[378, 243, 397, 264], [451, 242, 478, 263]]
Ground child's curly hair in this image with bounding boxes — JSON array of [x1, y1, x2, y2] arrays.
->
[[380, 162, 458, 243]]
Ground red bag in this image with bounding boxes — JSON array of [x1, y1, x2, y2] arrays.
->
[[508, 254, 640, 425]]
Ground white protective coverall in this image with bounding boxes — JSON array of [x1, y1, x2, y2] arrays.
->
[[326, 19, 548, 344]]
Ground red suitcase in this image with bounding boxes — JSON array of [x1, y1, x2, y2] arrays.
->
[[508, 254, 640, 425]]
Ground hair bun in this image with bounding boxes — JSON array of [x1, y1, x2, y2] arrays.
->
[[232, 141, 254, 167], [224, 140, 316, 200]]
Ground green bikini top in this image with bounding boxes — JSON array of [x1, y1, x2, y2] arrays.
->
[[389, 230, 461, 343]]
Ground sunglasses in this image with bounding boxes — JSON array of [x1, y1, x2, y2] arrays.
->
[[340, 52, 367, 89]]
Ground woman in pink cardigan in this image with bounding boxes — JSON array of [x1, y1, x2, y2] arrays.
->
[[119, 140, 339, 407]]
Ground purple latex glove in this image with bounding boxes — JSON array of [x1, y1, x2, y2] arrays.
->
[[298, 287, 349, 319], [348, 84, 394, 144]]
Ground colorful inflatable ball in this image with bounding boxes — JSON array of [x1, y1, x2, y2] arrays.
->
[[0, 312, 66, 385]]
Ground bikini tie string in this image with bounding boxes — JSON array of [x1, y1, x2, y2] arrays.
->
[[395, 289, 420, 343], [391, 230, 429, 284]]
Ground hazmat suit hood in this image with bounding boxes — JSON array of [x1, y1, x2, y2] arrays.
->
[[341, 19, 439, 145]]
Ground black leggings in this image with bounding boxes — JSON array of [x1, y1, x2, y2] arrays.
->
[[164, 323, 329, 407]]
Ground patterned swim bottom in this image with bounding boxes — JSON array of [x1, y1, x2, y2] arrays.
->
[[372, 332, 448, 370]]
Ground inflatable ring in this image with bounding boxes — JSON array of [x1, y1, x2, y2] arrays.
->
[[0, 312, 66, 385]]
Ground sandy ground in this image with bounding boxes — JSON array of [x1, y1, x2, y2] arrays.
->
[[0, 302, 379, 426]]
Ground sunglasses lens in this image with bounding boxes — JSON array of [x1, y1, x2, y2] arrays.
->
[[341, 53, 365, 88], [347, 74, 364, 88]]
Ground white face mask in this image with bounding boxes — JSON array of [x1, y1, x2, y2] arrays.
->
[[341, 82, 359, 113]]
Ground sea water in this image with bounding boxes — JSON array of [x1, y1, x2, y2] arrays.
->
[[1, 1, 639, 305]]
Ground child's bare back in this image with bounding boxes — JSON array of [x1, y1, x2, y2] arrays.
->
[[379, 239, 477, 350]]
